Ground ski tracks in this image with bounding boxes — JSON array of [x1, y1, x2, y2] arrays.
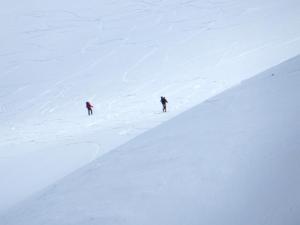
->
[[122, 47, 158, 83]]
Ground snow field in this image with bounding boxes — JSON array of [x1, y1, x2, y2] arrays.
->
[[1, 0, 300, 213]]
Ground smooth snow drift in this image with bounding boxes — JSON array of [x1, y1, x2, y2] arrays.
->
[[1, 0, 300, 212], [2, 55, 300, 225]]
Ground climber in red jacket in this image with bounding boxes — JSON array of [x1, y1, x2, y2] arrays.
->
[[86, 101, 93, 116]]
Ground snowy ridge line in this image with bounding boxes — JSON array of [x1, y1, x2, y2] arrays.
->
[[1, 54, 300, 225], [1, 0, 300, 214]]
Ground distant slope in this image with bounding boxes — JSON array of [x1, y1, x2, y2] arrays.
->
[[1, 0, 300, 212], [2, 55, 300, 225]]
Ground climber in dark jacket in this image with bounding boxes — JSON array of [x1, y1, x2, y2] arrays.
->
[[160, 96, 168, 112]]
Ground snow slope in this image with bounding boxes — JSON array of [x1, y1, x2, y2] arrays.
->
[[2, 55, 300, 225], [1, 0, 300, 212]]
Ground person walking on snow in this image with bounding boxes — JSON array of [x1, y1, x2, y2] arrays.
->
[[160, 96, 168, 112], [86, 101, 93, 116]]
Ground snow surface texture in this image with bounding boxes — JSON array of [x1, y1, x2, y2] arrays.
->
[[1, 0, 300, 212], [2, 54, 300, 225]]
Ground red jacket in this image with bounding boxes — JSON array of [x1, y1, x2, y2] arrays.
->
[[86, 102, 93, 109]]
